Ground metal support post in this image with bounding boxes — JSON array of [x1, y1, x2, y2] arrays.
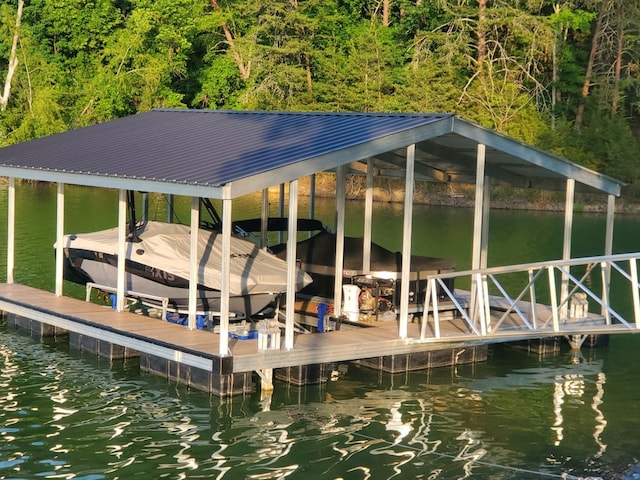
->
[[116, 189, 127, 312], [334, 165, 346, 316], [285, 179, 299, 350], [363, 158, 373, 272], [399, 145, 415, 339], [560, 178, 575, 322], [7, 177, 15, 284], [188, 196, 200, 330], [55, 183, 65, 296], [548, 266, 560, 331], [630, 258, 640, 329]]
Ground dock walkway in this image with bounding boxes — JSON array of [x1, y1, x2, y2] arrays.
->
[[0, 283, 629, 377]]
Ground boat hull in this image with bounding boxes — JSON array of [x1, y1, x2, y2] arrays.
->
[[69, 257, 277, 315], [272, 230, 456, 309], [59, 221, 313, 317]]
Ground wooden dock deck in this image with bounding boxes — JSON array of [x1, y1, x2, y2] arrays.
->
[[1, 283, 629, 375]]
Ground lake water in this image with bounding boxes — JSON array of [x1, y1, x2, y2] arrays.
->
[[1, 183, 640, 479]]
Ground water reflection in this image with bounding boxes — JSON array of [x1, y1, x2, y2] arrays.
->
[[0, 325, 627, 479], [552, 360, 607, 458], [2, 183, 640, 477]]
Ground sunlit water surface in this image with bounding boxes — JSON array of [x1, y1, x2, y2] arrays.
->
[[1, 184, 639, 479]]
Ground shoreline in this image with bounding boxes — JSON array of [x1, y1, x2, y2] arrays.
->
[[4, 175, 639, 215], [297, 173, 640, 215]]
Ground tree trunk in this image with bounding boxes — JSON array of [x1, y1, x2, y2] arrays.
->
[[383, 0, 390, 26], [476, 0, 487, 78], [612, 19, 623, 114], [1, 0, 24, 111], [210, 0, 251, 81], [304, 53, 313, 93], [575, 1, 606, 130]]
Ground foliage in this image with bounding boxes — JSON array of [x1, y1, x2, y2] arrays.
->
[[1, 0, 640, 194]]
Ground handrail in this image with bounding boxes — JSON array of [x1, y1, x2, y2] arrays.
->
[[423, 252, 640, 280], [418, 252, 640, 342]]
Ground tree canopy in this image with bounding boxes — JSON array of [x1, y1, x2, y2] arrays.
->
[[2, 0, 640, 194]]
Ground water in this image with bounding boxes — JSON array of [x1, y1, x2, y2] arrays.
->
[[1, 183, 640, 479]]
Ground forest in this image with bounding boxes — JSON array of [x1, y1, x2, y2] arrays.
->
[[1, 0, 640, 196]]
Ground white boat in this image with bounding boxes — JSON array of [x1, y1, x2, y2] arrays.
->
[[58, 220, 313, 317]]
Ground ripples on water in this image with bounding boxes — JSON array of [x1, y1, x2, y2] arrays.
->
[[2, 186, 640, 478], [1, 322, 638, 480]]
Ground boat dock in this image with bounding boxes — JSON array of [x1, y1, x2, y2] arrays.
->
[[2, 110, 640, 397], [2, 263, 636, 396]]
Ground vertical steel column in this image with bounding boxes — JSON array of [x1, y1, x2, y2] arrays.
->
[[630, 258, 640, 329], [55, 183, 65, 296], [261, 189, 269, 249], [470, 144, 487, 326], [334, 165, 347, 316], [480, 172, 491, 329], [471, 144, 487, 271], [309, 174, 316, 238], [142, 192, 148, 223], [604, 195, 615, 255], [602, 194, 615, 323], [285, 179, 299, 350], [167, 194, 174, 223], [548, 266, 560, 331], [278, 184, 285, 244], [560, 178, 575, 321], [363, 159, 374, 272], [116, 189, 127, 312], [219, 197, 232, 355], [6, 177, 15, 284], [480, 179, 490, 269], [399, 145, 415, 339], [188, 196, 200, 330]]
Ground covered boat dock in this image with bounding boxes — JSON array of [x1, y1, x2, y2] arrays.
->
[[1, 110, 639, 396]]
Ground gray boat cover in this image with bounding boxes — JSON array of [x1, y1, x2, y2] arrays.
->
[[63, 221, 312, 295]]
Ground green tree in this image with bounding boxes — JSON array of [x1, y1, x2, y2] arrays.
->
[[74, 0, 205, 124], [1, 0, 639, 191]]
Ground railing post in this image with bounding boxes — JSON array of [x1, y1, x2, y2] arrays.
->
[[548, 266, 560, 332], [528, 269, 537, 329], [600, 261, 612, 325], [408, 253, 640, 339], [483, 274, 491, 333], [420, 278, 433, 340], [431, 281, 441, 339], [630, 258, 640, 329], [474, 272, 488, 336]]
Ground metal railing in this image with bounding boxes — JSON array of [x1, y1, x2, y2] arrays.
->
[[418, 252, 640, 341]]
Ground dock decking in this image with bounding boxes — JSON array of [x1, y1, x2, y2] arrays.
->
[[0, 283, 628, 376]]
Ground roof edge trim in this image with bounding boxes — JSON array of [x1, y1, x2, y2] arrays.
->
[[452, 117, 623, 196], [1, 167, 226, 198]]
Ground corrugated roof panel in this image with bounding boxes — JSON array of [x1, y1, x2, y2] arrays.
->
[[0, 109, 623, 196], [0, 110, 450, 187]]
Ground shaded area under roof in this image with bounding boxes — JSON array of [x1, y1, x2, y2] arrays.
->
[[0, 109, 623, 198]]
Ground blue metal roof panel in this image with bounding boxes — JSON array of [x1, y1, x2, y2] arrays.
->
[[0, 110, 452, 187]]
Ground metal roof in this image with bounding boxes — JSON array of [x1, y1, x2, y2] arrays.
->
[[0, 109, 623, 197]]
